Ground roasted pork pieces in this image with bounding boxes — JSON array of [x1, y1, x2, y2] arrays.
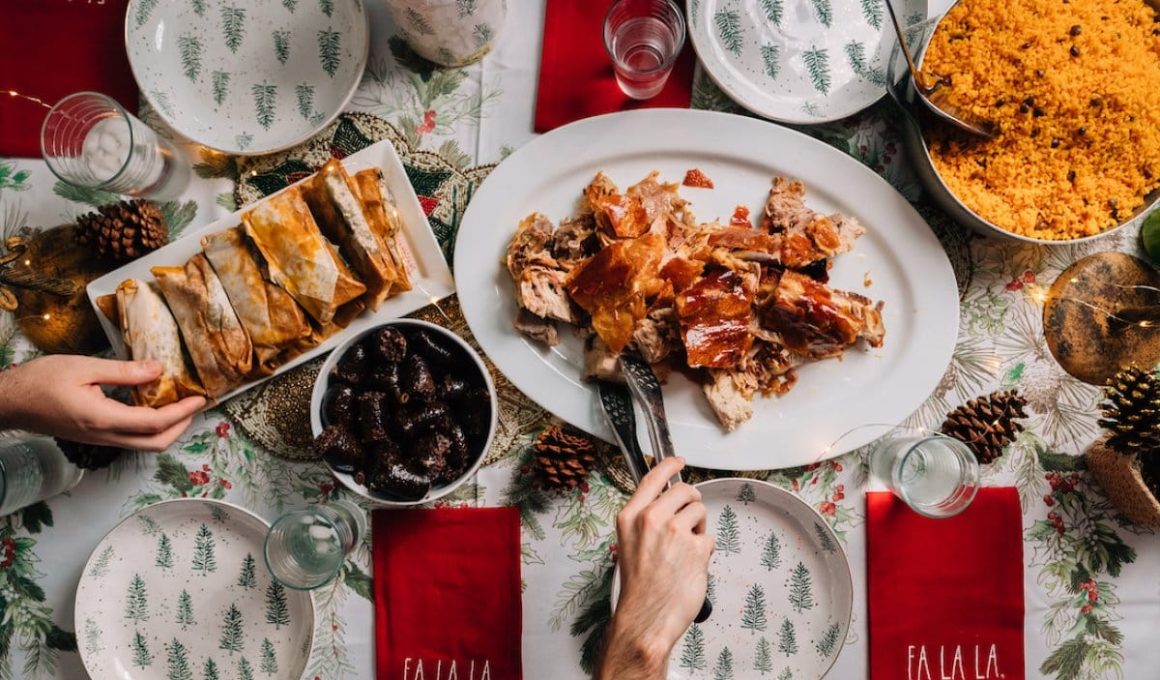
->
[[505, 172, 886, 431]]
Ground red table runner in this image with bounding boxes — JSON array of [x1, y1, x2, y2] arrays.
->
[[867, 488, 1026, 680], [534, 0, 696, 133], [0, 0, 137, 159], [373, 507, 522, 680]]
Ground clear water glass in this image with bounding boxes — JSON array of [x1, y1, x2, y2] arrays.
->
[[41, 92, 189, 201], [264, 500, 366, 590], [603, 0, 686, 100], [870, 430, 980, 518], [0, 437, 84, 516]]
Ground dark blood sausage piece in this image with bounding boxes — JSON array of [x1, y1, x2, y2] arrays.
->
[[314, 425, 363, 473], [374, 327, 408, 363], [366, 462, 430, 502], [402, 353, 437, 401], [335, 343, 370, 385], [437, 374, 470, 400], [412, 432, 451, 478], [392, 400, 449, 439], [369, 362, 401, 391], [356, 391, 392, 445], [409, 329, 458, 369], [455, 387, 492, 439], [439, 423, 471, 484], [322, 384, 356, 429]]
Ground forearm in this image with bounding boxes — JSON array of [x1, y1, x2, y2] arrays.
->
[[596, 616, 670, 680], [0, 366, 25, 431]]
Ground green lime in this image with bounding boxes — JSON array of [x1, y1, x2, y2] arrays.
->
[[1143, 210, 1160, 265]]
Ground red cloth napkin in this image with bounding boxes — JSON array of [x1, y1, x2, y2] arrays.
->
[[373, 507, 522, 680], [534, 0, 696, 133], [867, 488, 1025, 680], [0, 0, 137, 158]]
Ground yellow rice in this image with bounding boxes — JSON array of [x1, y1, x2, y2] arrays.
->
[[922, 0, 1160, 240]]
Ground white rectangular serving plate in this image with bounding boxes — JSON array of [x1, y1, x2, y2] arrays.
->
[[87, 139, 456, 405]]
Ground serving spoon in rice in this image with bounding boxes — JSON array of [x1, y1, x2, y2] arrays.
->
[[885, 0, 999, 140]]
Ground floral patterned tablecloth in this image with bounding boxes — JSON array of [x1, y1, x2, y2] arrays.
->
[[0, 2, 1157, 679]]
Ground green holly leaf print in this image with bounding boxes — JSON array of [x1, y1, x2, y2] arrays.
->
[[815, 622, 841, 658], [860, 0, 883, 29], [20, 501, 52, 534], [405, 7, 435, 35], [714, 9, 743, 57], [473, 23, 494, 48], [802, 46, 831, 94], [761, 44, 780, 80], [273, 30, 291, 65], [318, 29, 342, 77], [713, 647, 734, 680], [135, 0, 159, 27], [759, 0, 783, 26], [178, 33, 203, 82], [810, 0, 833, 27], [283, 0, 297, 11], [844, 41, 886, 87], [212, 71, 231, 106], [319, 0, 333, 17], [220, 5, 247, 54], [192, 0, 207, 17], [251, 82, 277, 130], [457, 0, 476, 17]]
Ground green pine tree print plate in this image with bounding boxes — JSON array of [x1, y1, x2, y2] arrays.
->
[[612, 479, 853, 680], [687, 0, 926, 123], [125, 0, 369, 155], [75, 499, 315, 680]]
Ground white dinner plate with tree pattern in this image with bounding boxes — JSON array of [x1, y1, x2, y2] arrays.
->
[[125, 0, 369, 154], [687, 0, 926, 123], [612, 479, 853, 679], [75, 499, 315, 680]]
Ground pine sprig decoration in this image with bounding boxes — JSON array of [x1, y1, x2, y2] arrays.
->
[[529, 424, 597, 491], [939, 389, 1028, 464], [1098, 366, 1160, 455], [714, 9, 744, 57], [802, 46, 831, 94], [55, 438, 123, 470], [75, 199, 168, 264]]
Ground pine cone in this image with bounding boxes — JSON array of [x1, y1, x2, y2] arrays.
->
[[55, 438, 122, 471], [939, 390, 1028, 464], [1098, 366, 1160, 455], [75, 199, 167, 263], [530, 424, 597, 491]]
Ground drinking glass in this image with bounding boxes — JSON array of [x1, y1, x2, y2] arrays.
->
[[603, 0, 686, 100], [869, 428, 980, 518], [0, 437, 84, 516], [41, 92, 189, 201], [264, 500, 366, 590]]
